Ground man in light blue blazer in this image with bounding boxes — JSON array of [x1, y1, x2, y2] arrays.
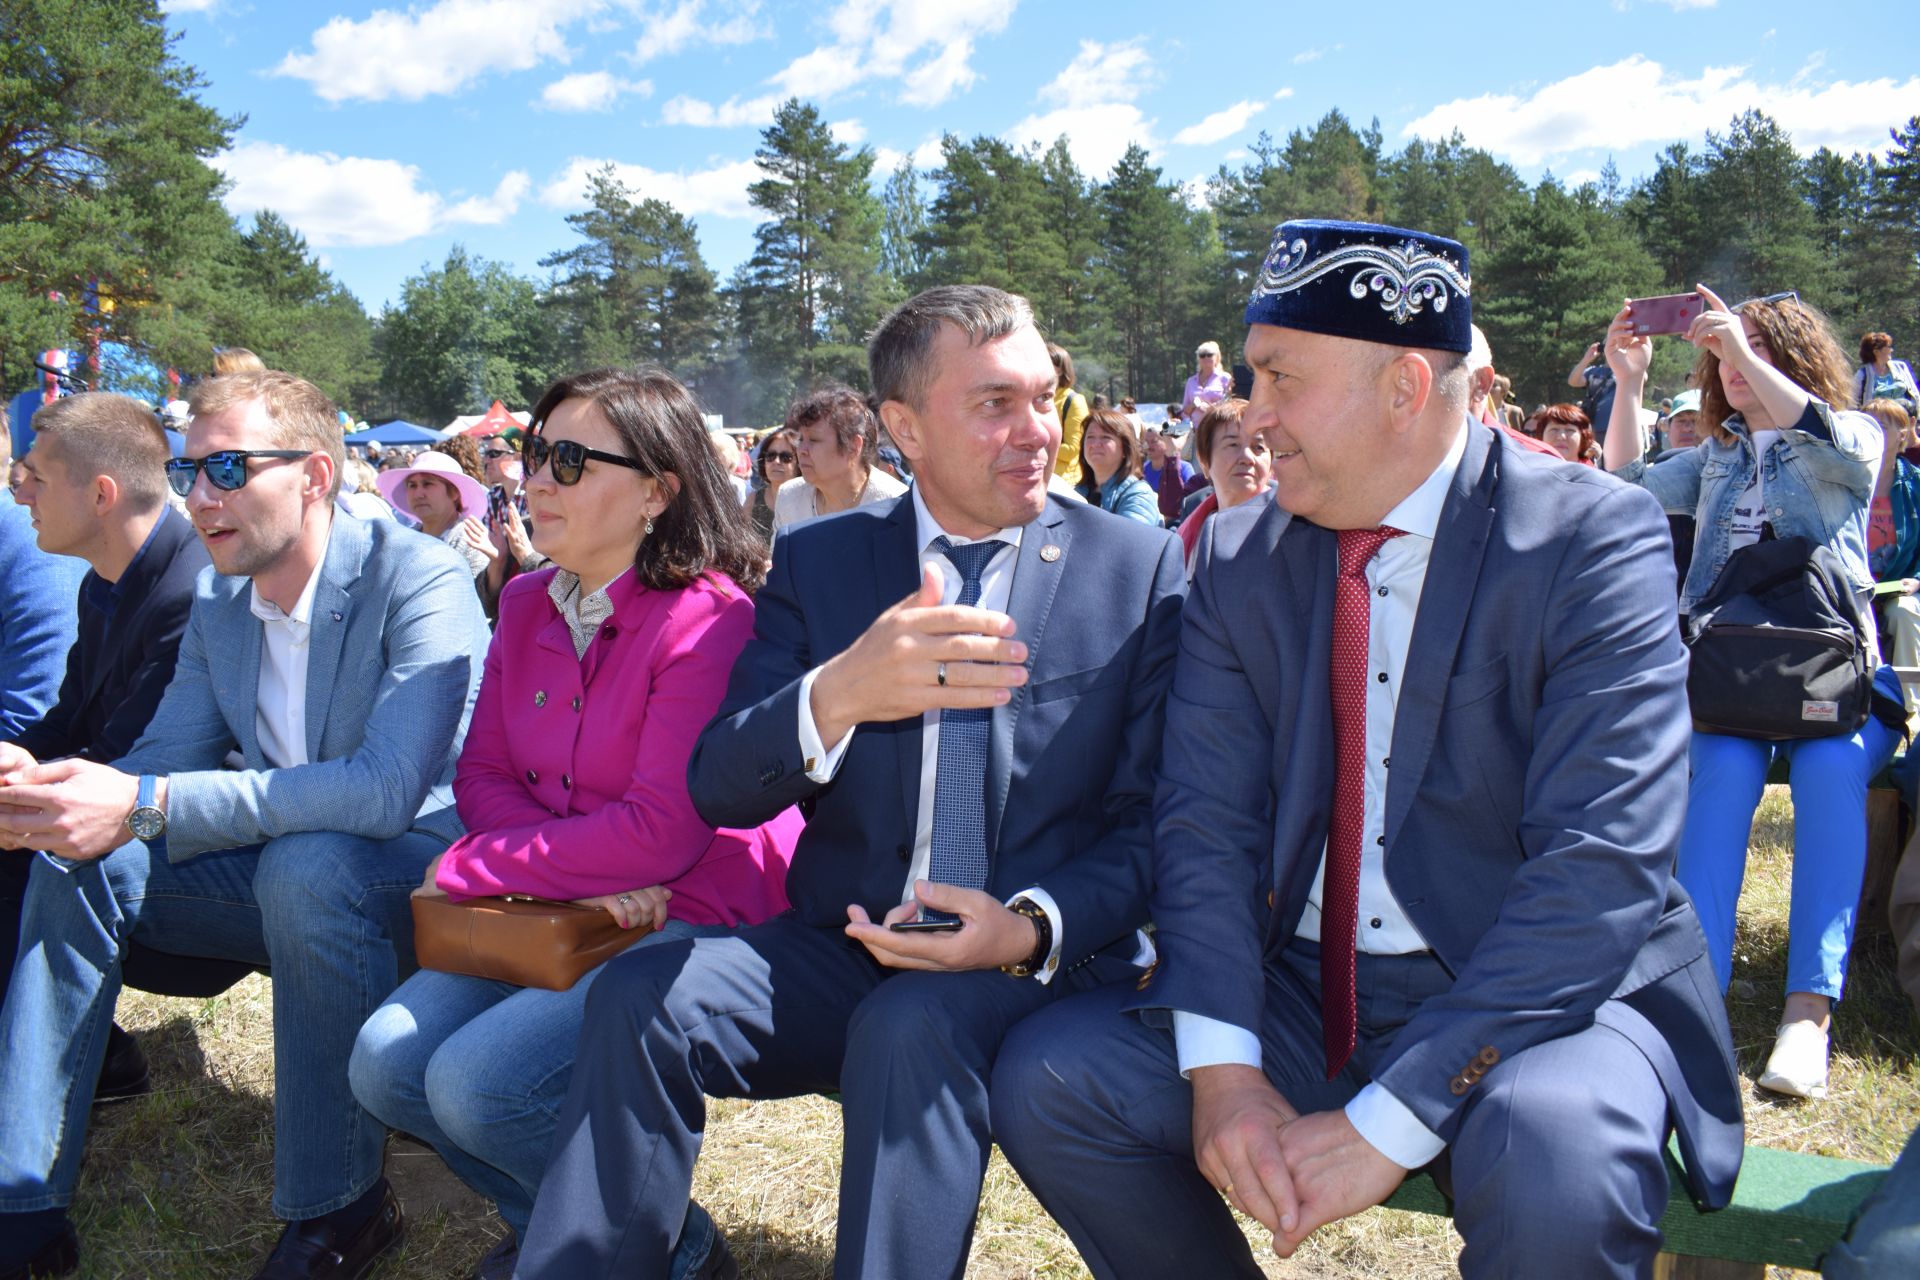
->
[[992, 222, 1744, 1278], [0, 371, 488, 1280]]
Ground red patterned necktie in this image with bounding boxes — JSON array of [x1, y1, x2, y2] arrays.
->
[[1323, 525, 1404, 1079]]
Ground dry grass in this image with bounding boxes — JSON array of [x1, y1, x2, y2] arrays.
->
[[72, 785, 1919, 1278]]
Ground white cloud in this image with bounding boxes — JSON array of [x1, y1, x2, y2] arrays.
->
[[1563, 168, 1602, 187], [1039, 38, 1153, 106], [1404, 56, 1920, 165], [538, 155, 763, 219], [1291, 45, 1340, 65], [1005, 103, 1154, 178], [1172, 99, 1266, 148], [629, 0, 767, 63], [1649, 0, 1717, 8], [217, 141, 529, 247], [830, 118, 868, 144], [660, 93, 782, 127], [538, 70, 652, 111], [161, 0, 221, 12], [763, 0, 1017, 109], [1274, 87, 1294, 100], [276, 0, 605, 104]]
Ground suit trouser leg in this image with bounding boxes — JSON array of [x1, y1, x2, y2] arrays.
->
[[517, 915, 882, 1279], [1442, 1020, 1670, 1280], [1823, 1120, 1920, 1278], [835, 959, 1127, 1280]]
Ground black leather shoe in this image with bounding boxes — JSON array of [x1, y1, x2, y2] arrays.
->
[[250, 1182, 404, 1280], [470, 1236, 516, 1280], [93, 1024, 150, 1107], [0, 1221, 77, 1280]]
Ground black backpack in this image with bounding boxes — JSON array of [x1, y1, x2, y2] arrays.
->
[[1682, 535, 1873, 740]]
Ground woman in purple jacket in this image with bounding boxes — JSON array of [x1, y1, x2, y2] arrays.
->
[[349, 369, 800, 1280]]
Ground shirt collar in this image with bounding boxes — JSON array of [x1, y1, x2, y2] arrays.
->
[[910, 484, 1026, 555], [1379, 417, 1470, 542], [248, 552, 326, 630], [548, 566, 632, 659]]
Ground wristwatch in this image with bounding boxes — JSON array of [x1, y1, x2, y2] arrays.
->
[[126, 775, 167, 843], [1001, 896, 1054, 978]]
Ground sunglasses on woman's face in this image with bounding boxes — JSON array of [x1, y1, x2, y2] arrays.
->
[[763, 450, 796, 465], [480, 446, 516, 460], [164, 449, 313, 498], [523, 434, 647, 486]]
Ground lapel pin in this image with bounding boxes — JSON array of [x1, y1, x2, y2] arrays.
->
[[1040, 544, 1062, 563], [330, 611, 342, 622]]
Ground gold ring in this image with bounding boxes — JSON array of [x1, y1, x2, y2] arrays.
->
[[1221, 1182, 1234, 1197]]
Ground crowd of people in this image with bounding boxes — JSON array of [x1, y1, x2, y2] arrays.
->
[[0, 216, 1917, 1280]]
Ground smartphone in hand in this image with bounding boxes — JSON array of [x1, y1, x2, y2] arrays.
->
[[1627, 293, 1704, 336], [889, 918, 963, 933], [486, 483, 509, 527]]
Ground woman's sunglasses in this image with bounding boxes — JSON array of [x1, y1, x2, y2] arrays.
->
[[164, 450, 312, 497], [524, 435, 647, 486], [763, 450, 796, 465]]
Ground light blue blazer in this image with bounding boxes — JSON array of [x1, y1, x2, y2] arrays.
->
[[116, 514, 490, 861]]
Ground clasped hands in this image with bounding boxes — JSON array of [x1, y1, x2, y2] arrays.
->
[[1190, 1064, 1406, 1258], [416, 854, 673, 931], [0, 745, 142, 860]]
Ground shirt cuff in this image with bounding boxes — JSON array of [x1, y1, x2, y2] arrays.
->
[[1344, 1082, 1446, 1170], [1006, 886, 1064, 984], [1172, 1012, 1262, 1078], [796, 667, 855, 784]]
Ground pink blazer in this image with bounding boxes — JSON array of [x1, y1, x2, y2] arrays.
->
[[436, 567, 799, 927]]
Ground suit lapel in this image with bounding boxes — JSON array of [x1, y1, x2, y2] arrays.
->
[[304, 518, 368, 761], [1383, 426, 1498, 852], [986, 501, 1068, 853], [871, 497, 925, 832]]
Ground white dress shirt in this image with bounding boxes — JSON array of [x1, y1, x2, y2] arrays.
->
[[796, 487, 1072, 981], [1173, 419, 1471, 1171], [247, 558, 326, 770]]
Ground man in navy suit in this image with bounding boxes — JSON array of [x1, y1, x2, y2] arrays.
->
[[992, 221, 1744, 1278], [517, 285, 1185, 1279], [2, 391, 212, 1099]]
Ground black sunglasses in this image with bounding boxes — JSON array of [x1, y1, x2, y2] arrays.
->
[[524, 435, 646, 486], [480, 445, 516, 460], [1734, 290, 1798, 312], [762, 449, 796, 464], [165, 450, 312, 497]]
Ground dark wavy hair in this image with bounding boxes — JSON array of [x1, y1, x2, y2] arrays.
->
[[1697, 296, 1855, 443], [527, 368, 766, 594]]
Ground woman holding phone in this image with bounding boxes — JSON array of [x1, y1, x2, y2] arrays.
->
[[1602, 285, 1897, 1100], [349, 368, 800, 1280]]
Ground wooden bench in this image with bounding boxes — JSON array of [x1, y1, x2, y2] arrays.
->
[[1380, 1144, 1888, 1278]]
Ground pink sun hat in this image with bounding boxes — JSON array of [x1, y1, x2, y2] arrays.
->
[[375, 450, 489, 520]]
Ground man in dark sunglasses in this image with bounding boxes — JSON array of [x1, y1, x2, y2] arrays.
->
[[0, 370, 490, 1280]]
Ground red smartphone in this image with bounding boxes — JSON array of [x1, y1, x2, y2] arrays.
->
[[1628, 293, 1704, 336]]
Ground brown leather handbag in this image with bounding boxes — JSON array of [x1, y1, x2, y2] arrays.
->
[[410, 886, 655, 991]]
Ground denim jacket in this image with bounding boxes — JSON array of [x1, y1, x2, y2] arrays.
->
[[1612, 398, 1880, 613]]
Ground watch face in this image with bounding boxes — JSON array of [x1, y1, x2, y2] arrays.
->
[[128, 806, 166, 841]]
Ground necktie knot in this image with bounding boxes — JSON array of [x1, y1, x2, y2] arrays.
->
[[1336, 526, 1404, 577], [935, 537, 1006, 602]]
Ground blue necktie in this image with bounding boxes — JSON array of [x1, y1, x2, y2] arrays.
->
[[925, 537, 1006, 912]]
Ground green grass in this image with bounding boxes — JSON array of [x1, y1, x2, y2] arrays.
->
[[73, 786, 1920, 1278]]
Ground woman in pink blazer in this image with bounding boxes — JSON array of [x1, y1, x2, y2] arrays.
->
[[349, 369, 799, 1280]]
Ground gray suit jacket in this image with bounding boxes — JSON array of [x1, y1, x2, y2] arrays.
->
[[117, 514, 489, 861]]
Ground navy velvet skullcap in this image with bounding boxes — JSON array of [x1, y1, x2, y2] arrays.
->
[[1244, 219, 1473, 354]]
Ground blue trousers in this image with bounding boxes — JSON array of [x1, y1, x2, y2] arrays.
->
[[348, 918, 725, 1242], [516, 912, 1136, 1280], [1677, 669, 1903, 997], [1824, 1121, 1920, 1277], [0, 829, 442, 1218], [992, 945, 1673, 1280]]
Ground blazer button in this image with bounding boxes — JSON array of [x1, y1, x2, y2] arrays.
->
[[1267, 890, 1276, 909], [561, 774, 572, 790], [1476, 1045, 1500, 1068], [534, 691, 547, 707], [897, 843, 910, 862], [525, 769, 538, 785], [572, 696, 582, 711], [1449, 1075, 1470, 1097]]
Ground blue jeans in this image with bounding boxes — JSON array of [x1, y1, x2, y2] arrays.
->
[[0, 828, 442, 1218], [1676, 668, 1903, 998], [348, 918, 725, 1245]]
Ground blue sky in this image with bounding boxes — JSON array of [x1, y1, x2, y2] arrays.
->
[[160, 0, 1920, 314]]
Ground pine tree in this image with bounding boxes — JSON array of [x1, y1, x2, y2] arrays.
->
[[377, 247, 554, 424], [881, 159, 929, 288]]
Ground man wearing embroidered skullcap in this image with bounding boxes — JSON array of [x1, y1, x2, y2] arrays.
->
[[992, 219, 1744, 1278]]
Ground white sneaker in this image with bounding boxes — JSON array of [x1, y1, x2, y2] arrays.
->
[[1757, 1021, 1830, 1099]]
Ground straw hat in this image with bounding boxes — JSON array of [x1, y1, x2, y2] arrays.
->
[[375, 450, 488, 519]]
